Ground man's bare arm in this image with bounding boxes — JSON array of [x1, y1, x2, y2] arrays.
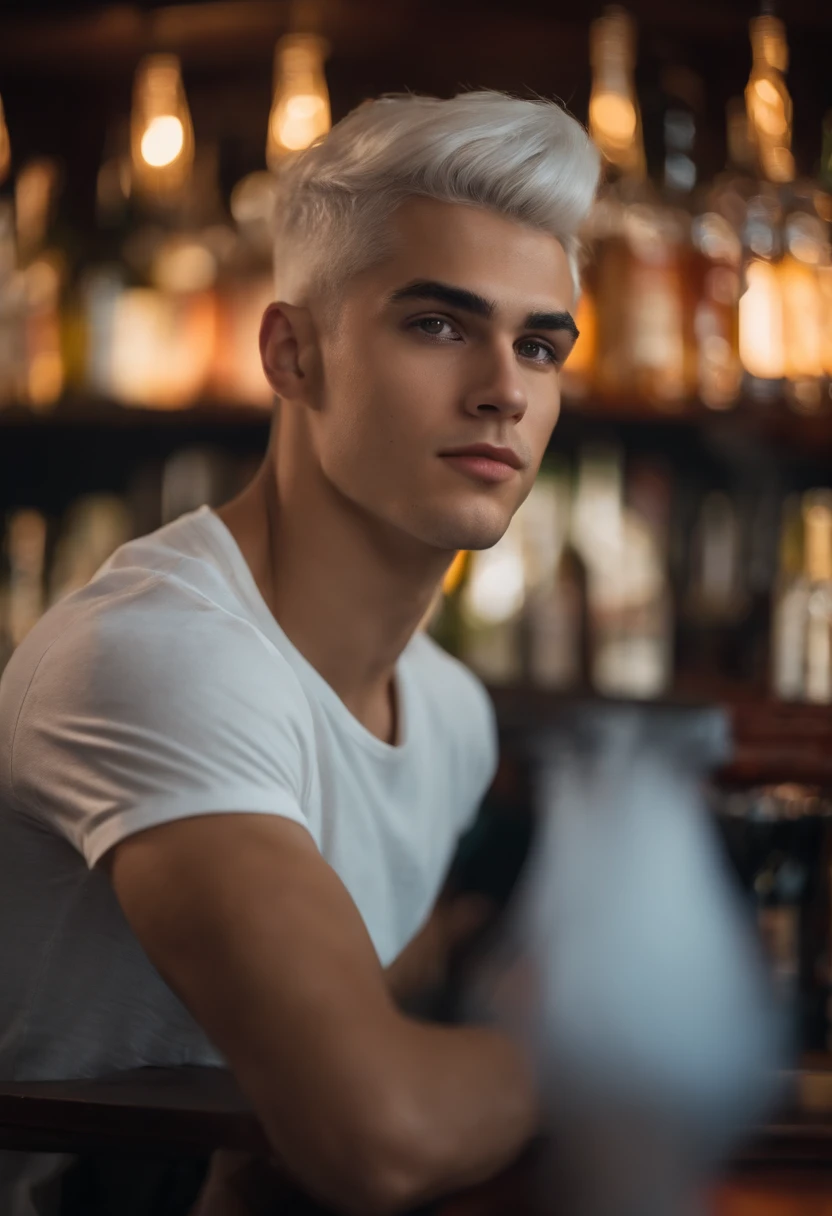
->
[[104, 813, 539, 1216]]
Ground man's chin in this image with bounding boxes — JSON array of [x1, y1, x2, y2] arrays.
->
[[420, 511, 511, 553]]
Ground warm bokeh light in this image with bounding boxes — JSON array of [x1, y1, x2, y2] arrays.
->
[[745, 15, 793, 184], [588, 7, 645, 177], [130, 54, 194, 201], [140, 115, 185, 168], [109, 288, 216, 408], [739, 259, 784, 380], [266, 34, 331, 168], [589, 93, 637, 146], [780, 257, 824, 382]]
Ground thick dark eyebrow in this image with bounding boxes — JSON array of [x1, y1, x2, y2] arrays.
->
[[387, 279, 578, 341]]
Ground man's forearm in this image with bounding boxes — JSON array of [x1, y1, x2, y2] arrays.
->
[[386, 1017, 542, 1208]]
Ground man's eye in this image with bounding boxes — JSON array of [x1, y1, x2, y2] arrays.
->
[[517, 339, 558, 364], [413, 317, 457, 339]]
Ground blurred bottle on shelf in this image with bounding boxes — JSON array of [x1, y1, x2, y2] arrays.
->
[[588, 5, 645, 182], [161, 445, 236, 524], [3, 509, 47, 651], [458, 514, 526, 685], [48, 495, 133, 606], [771, 494, 808, 700], [778, 183, 831, 418], [819, 112, 832, 406], [572, 444, 672, 698], [744, 14, 794, 188], [739, 191, 785, 406], [688, 103, 748, 411], [802, 490, 832, 705], [738, 14, 793, 409], [0, 198, 25, 407], [589, 11, 694, 411], [681, 489, 747, 686], [522, 457, 588, 691], [212, 170, 275, 408], [14, 158, 67, 411]]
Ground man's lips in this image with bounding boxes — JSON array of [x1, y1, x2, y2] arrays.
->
[[438, 444, 524, 484], [438, 444, 524, 470]]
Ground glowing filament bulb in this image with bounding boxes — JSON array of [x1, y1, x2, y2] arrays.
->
[[131, 54, 194, 200], [267, 34, 331, 168]]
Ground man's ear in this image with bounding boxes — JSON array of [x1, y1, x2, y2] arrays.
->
[[259, 302, 318, 400]]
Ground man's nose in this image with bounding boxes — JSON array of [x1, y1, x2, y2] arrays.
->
[[461, 343, 529, 422]]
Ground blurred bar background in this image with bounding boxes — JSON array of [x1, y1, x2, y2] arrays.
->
[[2, 0, 832, 1204]]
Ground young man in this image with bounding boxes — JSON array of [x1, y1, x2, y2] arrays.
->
[[0, 90, 599, 1215]]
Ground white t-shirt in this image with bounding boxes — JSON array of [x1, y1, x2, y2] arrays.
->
[[0, 505, 497, 1215]]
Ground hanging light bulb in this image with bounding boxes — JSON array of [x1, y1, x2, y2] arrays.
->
[[130, 53, 194, 202], [0, 94, 10, 185], [588, 7, 646, 179], [266, 34, 331, 170]]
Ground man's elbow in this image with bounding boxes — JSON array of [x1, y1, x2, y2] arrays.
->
[[263, 1092, 443, 1216]]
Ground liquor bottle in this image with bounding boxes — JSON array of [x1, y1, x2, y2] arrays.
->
[[14, 157, 68, 411], [48, 495, 133, 607], [802, 491, 832, 705], [689, 103, 749, 411], [587, 6, 646, 406], [458, 519, 525, 685], [589, 12, 693, 411], [0, 197, 25, 407], [738, 14, 793, 407], [745, 13, 794, 187], [4, 508, 47, 649], [681, 490, 748, 687], [771, 494, 807, 700], [523, 457, 588, 691], [739, 189, 785, 406], [571, 444, 672, 698], [778, 173, 831, 416]]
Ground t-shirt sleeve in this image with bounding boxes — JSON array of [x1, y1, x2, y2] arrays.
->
[[10, 588, 315, 869]]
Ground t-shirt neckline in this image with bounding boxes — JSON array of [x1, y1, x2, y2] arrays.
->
[[192, 505, 412, 759]]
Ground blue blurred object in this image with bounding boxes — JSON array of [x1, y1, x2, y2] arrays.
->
[[464, 704, 788, 1216]]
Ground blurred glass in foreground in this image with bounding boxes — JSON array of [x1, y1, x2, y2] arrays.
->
[[462, 705, 785, 1216]]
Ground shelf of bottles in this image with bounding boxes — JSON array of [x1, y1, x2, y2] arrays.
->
[[2, 6, 832, 712]]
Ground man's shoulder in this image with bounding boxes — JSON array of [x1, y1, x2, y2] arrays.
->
[[0, 522, 305, 752]]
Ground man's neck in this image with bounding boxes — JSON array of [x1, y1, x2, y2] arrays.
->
[[215, 452, 449, 743]]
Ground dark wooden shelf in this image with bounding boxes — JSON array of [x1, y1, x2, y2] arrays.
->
[[0, 399, 272, 430], [3, 395, 832, 457], [489, 686, 832, 788]]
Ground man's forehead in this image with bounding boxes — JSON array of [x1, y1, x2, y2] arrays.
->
[[380, 200, 573, 303]]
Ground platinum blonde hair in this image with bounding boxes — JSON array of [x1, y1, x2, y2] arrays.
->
[[272, 90, 601, 303]]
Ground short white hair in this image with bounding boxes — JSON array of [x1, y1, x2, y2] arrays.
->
[[272, 90, 601, 303]]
